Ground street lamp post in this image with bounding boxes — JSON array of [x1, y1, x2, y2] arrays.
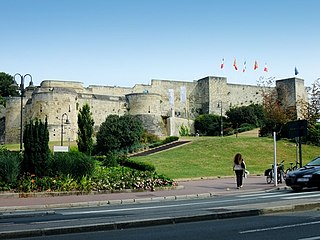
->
[[13, 73, 33, 155], [61, 113, 70, 146], [217, 101, 223, 137]]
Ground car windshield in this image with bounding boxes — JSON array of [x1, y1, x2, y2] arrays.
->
[[306, 156, 320, 166]]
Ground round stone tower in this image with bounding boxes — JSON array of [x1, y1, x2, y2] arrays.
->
[[125, 92, 165, 136]]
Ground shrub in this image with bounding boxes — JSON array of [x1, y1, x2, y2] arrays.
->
[[141, 131, 160, 144], [237, 123, 256, 133], [96, 114, 144, 155], [48, 152, 95, 179], [94, 153, 118, 168], [161, 136, 179, 144], [91, 166, 174, 191], [0, 147, 21, 184], [194, 114, 222, 136], [123, 158, 156, 172], [179, 124, 190, 136], [308, 124, 320, 146], [23, 118, 50, 177]]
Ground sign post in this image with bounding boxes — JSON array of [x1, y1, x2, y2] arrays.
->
[[273, 132, 277, 186], [286, 120, 308, 168]]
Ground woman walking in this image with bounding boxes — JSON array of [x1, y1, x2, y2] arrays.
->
[[233, 153, 246, 189]]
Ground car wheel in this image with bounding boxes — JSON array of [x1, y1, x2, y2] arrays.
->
[[291, 186, 303, 191]]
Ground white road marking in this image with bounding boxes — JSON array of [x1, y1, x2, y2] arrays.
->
[[298, 236, 320, 240], [299, 236, 320, 240], [61, 191, 320, 216], [282, 194, 320, 200], [240, 220, 320, 234]]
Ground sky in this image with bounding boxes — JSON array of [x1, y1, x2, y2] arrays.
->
[[1, 0, 319, 88]]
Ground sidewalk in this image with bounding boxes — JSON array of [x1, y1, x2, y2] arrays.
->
[[0, 175, 282, 212]]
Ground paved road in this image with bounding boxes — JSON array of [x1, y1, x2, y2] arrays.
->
[[16, 211, 320, 240], [1, 176, 320, 239], [0, 175, 278, 211]]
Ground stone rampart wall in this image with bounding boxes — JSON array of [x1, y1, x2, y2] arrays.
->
[[3, 76, 307, 143]]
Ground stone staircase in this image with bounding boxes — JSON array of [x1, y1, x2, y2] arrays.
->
[[129, 140, 191, 157]]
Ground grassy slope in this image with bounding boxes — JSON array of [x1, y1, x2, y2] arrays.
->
[[5, 130, 319, 180], [134, 134, 320, 179]]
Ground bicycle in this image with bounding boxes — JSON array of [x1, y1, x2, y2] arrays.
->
[[285, 161, 299, 174], [265, 160, 285, 184]]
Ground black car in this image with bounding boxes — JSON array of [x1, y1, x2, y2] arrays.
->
[[285, 156, 320, 191]]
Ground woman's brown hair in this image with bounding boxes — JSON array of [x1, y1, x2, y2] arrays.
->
[[234, 153, 242, 165]]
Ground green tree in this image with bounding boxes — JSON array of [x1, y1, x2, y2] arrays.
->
[[77, 103, 94, 155], [0, 72, 19, 106], [96, 114, 144, 155], [23, 118, 50, 176], [260, 85, 296, 137], [226, 104, 265, 128], [194, 114, 222, 136]]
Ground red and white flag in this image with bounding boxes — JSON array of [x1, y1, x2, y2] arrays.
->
[[264, 63, 268, 72], [254, 60, 258, 70], [233, 58, 238, 71], [220, 58, 224, 69]]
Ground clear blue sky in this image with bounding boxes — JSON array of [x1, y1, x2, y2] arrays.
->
[[1, 0, 319, 87]]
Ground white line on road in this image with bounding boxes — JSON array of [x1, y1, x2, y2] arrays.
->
[[299, 236, 320, 240], [61, 191, 320, 216], [282, 194, 320, 200], [240, 220, 320, 234]]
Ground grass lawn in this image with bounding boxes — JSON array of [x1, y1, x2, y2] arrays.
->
[[133, 134, 320, 180], [4, 130, 320, 180]]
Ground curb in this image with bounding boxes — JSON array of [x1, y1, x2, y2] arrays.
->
[[0, 191, 217, 213], [1, 202, 320, 239]]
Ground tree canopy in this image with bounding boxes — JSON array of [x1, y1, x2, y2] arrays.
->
[[96, 114, 144, 155], [77, 103, 95, 155], [0, 72, 19, 106]]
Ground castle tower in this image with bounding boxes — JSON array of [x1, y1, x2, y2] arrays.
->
[[126, 92, 165, 135], [276, 77, 307, 119]]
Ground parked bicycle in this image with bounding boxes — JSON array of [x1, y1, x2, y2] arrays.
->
[[265, 160, 285, 184], [285, 160, 300, 174]]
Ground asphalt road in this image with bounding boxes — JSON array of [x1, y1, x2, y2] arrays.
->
[[1, 188, 320, 239], [14, 210, 320, 240]]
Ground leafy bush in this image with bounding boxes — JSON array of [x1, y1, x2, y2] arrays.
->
[[123, 158, 156, 172], [237, 123, 256, 133], [161, 136, 179, 144], [307, 124, 320, 146], [194, 114, 222, 136], [23, 118, 50, 177], [226, 104, 265, 128], [179, 124, 190, 136], [18, 173, 79, 192], [91, 166, 174, 191], [48, 152, 95, 179], [96, 114, 144, 155], [141, 131, 160, 144], [0, 147, 21, 184], [94, 153, 118, 168]]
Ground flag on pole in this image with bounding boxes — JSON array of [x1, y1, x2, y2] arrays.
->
[[243, 61, 247, 72], [233, 58, 238, 71], [220, 58, 224, 69], [264, 63, 268, 72], [294, 66, 299, 75], [254, 60, 258, 70]]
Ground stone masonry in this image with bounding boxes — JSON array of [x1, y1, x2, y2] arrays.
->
[[1, 76, 307, 144]]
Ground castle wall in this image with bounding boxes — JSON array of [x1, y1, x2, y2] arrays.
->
[[147, 79, 198, 118], [3, 76, 308, 144], [77, 94, 128, 131]]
